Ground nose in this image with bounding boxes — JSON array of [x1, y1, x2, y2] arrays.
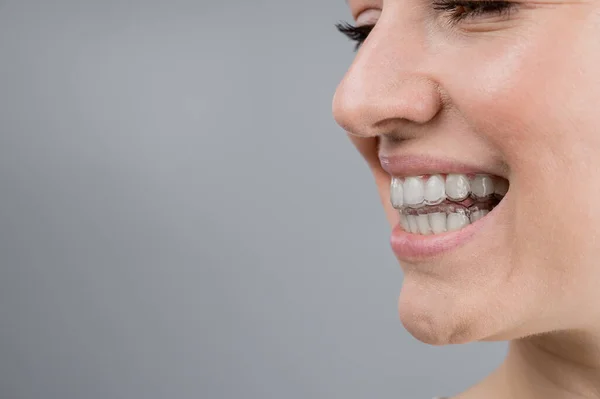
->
[[332, 16, 443, 139]]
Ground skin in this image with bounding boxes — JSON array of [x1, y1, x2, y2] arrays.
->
[[333, 0, 600, 398]]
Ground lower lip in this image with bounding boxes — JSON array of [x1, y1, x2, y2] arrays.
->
[[390, 196, 507, 261]]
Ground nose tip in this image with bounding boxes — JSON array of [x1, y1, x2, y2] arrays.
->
[[332, 34, 443, 138], [333, 75, 443, 137]]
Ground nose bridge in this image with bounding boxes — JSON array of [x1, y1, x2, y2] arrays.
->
[[333, 12, 442, 137]]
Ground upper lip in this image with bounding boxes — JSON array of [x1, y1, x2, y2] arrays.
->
[[379, 154, 504, 177]]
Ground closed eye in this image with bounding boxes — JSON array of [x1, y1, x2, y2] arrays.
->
[[335, 22, 374, 52], [433, 0, 517, 24], [337, 0, 517, 51]]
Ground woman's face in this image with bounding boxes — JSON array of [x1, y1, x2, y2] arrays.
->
[[333, 0, 600, 344]]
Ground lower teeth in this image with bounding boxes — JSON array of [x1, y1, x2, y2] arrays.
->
[[399, 202, 496, 235]]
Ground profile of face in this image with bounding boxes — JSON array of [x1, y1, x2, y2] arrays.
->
[[333, 0, 600, 345]]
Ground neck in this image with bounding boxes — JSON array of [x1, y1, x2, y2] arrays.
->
[[504, 330, 600, 398], [460, 330, 600, 399]]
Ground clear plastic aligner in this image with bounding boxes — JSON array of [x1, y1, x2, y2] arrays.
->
[[399, 201, 498, 217], [391, 174, 509, 210], [398, 201, 497, 234]]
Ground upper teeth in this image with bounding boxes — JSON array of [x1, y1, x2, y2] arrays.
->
[[424, 174, 445, 205], [390, 173, 508, 209], [445, 174, 470, 201], [470, 174, 495, 198], [403, 177, 425, 206]]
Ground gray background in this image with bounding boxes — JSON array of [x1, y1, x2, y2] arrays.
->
[[0, 1, 507, 398]]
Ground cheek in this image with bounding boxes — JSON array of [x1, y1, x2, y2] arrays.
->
[[445, 13, 600, 318], [446, 10, 600, 161]]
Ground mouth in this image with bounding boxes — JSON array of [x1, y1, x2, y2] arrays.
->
[[381, 156, 510, 260], [392, 173, 508, 234]]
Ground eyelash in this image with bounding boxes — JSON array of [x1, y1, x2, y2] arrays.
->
[[336, 0, 516, 51]]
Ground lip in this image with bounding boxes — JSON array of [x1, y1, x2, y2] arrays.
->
[[379, 154, 503, 177], [390, 191, 508, 261]]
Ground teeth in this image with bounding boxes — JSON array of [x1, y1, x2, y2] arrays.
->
[[469, 209, 489, 223], [447, 212, 470, 231], [403, 177, 425, 207], [428, 212, 447, 234], [470, 175, 495, 198], [399, 214, 411, 232], [445, 174, 471, 201], [470, 210, 484, 223], [390, 177, 404, 208], [402, 208, 493, 235], [407, 215, 419, 234], [494, 178, 509, 197], [390, 173, 507, 209], [424, 174, 446, 205], [417, 214, 432, 235], [391, 173, 507, 235]]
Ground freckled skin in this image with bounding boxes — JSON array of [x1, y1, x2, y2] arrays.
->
[[333, 1, 600, 397]]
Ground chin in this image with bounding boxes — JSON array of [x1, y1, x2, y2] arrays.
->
[[398, 297, 474, 345], [397, 278, 558, 346], [397, 284, 470, 345], [397, 276, 522, 345]]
